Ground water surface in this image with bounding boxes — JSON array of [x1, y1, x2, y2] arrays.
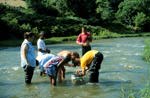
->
[[0, 37, 149, 98]]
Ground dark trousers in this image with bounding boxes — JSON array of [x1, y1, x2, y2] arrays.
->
[[24, 65, 35, 84], [82, 45, 91, 55], [88, 52, 103, 83]]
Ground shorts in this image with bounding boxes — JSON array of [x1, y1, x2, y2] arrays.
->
[[82, 45, 91, 55], [45, 65, 57, 78]]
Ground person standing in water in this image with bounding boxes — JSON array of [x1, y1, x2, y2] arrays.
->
[[20, 32, 36, 84], [73, 50, 103, 83], [37, 31, 50, 57], [76, 26, 92, 55]]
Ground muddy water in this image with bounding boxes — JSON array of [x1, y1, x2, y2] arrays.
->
[[0, 37, 149, 98]]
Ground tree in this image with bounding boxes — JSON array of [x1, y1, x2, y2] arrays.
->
[[116, 0, 150, 29], [134, 12, 147, 32], [25, 0, 60, 16], [96, 0, 114, 22], [67, 0, 96, 18]]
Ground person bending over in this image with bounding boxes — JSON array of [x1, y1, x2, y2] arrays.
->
[[42, 51, 80, 86], [57, 50, 80, 82], [73, 50, 103, 83]]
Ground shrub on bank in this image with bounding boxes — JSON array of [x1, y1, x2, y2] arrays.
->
[[143, 39, 150, 62]]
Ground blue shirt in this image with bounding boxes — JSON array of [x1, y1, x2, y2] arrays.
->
[[20, 39, 36, 67]]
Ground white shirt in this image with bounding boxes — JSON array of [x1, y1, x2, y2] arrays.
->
[[20, 39, 36, 67], [37, 38, 46, 56]]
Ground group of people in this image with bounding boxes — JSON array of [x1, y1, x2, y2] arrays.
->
[[20, 27, 104, 86]]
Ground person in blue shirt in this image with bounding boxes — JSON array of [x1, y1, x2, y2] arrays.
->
[[20, 32, 36, 84]]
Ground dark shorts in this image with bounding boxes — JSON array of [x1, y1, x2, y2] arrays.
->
[[82, 45, 91, 55]]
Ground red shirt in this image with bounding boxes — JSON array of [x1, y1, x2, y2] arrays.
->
[[76, 32, 91, 43]]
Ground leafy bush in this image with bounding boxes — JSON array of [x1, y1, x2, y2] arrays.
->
[[20, 23, 31, 31], [143, 39, 150, 62], [134, 12, 147, 32]]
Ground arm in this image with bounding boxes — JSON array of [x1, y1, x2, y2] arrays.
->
[[22, 44, 29, 65], [76, 68, 86, 76], [87, 32, 92, 42], [76, 60, 89, 76], [64, 63, 74, 67], [57, 59, 67, 71], [76, 34, 83, 46], [38, 48, 50, 53], [59, 53, 73, 66]]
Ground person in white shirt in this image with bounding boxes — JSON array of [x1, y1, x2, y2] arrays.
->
[[20, 32, 36, 84], [37, 31, 50, 57]]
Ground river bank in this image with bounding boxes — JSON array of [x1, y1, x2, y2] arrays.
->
[[0, 32, 150, 47]]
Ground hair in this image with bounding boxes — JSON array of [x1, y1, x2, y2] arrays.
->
[[72, 52, 80, 58], [39, 31, 45, 38], [72, 52, 80, 67], [24, 32, 34, 39]]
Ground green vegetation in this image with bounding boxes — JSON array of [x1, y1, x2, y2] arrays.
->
[[121, 83, 150, 98], [0, 0, 150, 41], [143, 39, 150, 62], [143, 38, 150, 97], [142, 38, 150, 98], [1, 32, 150, 47]]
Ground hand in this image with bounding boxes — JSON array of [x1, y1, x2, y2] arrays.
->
[[23, 65, 30, 71], [76, 69, 84, 76], [46, 49, 50, 53], [82, 42, 89, 46]]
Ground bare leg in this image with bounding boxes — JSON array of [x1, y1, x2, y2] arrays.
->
[[49, 76, 56, 86], [57, 67, 65, 83]]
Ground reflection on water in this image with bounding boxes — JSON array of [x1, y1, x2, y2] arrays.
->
[[0, 37, 149, 98]]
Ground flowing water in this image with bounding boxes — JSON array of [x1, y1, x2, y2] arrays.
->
[[0, 37, 149, 98]]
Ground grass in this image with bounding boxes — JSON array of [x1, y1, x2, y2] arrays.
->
[[1, 33, 150, 47], [121, 83, 150, 98], [141, 38, 150, 98], [0, 39, 23, 47], [143, 39, 150, 62], [0, 0, 27, 8]]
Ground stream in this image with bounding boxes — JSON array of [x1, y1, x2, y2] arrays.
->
[[0, 37, 149, 98]]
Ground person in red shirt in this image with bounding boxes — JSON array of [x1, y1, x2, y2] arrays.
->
[[76, 27, 92, 55]]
